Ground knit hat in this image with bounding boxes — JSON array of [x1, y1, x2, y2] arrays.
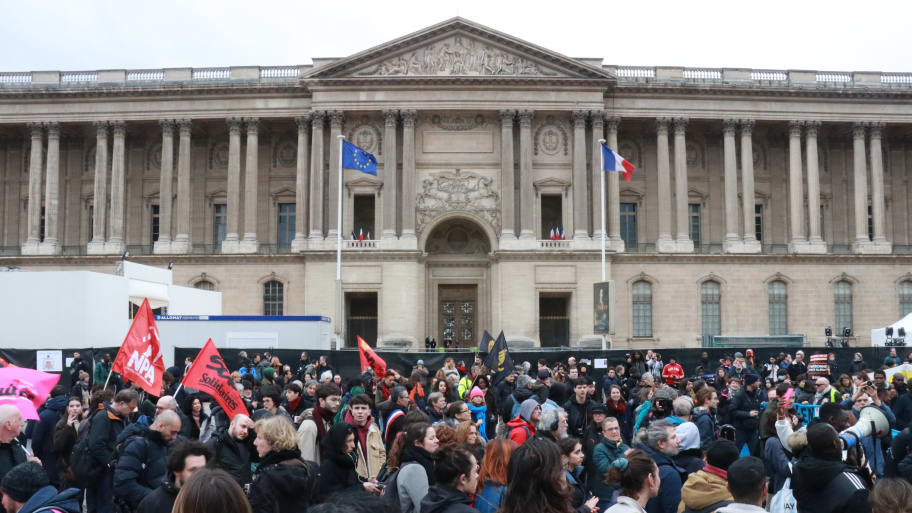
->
[[1, 462, 49, 502], [742, 374, 760, 386], [469, 386, 484, 399], [519, 398, 540, 423], [538, 369, 551, 380], [263, 367, 275, 379], [590, 403, 608, 415], [675, 422, 701, 451], [416, 360, 425, 365]]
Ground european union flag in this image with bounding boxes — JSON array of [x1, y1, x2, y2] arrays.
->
[[482, 331, 514, 385], [341, 139, 378, 176]]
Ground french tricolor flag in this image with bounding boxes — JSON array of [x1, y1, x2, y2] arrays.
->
[[602, 143, 636, 182]]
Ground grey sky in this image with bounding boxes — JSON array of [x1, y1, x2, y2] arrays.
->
[[1, 0, 907, 72]]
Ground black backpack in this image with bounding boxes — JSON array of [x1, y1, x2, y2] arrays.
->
[[69, 410, 109, 488], [380, 462, 416, 511]]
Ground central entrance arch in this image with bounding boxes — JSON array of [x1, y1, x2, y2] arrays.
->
[[422, 214, 494, 349]]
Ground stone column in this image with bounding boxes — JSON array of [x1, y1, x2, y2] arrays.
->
[[655, 118, 674, 252], [571, 110, 589, 240], [309, 111, 325, 240], [23, 123, 44, 253], [605, 117, 623, 251], [722, 119, 740, 251], [220, 118, 243, 253], [171, 119, 192, 253], [804, 121, 827, 253], [851, 123, 869, 251], [590, 112, 604, 240], [87, 122, 109, 254], [107, 121, 126, 253], [869, 122, 891, 252], [240, 118, 259, 252], [153, 120, 174, 254], [787, 121, 806, 252], [382, 109, 398, 240], [518, 110, 535, 240], [739, 120, 760, 252], [499, 110, 516, 241], [40, 123, 61, 254], [673, 118, 693, 251], [291, 114, 311, 253], [400, 110, 418, 242], [327, 111, 344, 239]]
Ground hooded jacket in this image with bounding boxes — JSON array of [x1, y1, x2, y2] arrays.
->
[[136, 474, 180, 513], [505, 387, 534, 420], [507, 399, 539, 445], [15, 485, 81, 513], [592, 437, 630, 499], [791, 453, 871, 513], [249, 448, 318, 513], [563, 396, 593, 439], [419, 484, 477, 513], [316, 423, 361, 502], [677, 466, 732, 513], [88, 404, 128, 468], [207, 428, 254, 486], [692, 410, 717, 451], [113, 423, 170, 507], [32, 394, 68, 485], [730, 387, 762, 433], [636, 443, 686, 513]]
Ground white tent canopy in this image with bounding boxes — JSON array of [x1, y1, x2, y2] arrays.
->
[[871, 312, 912, 346]]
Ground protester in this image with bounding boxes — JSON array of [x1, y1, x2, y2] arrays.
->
[[385, 422, 439, 513], [282, 383, 308, 423], [558, 437, 599, 513], [419, 444, 480, 513], [564, 378, 594, 440], [172, 468, 253, 513], [868, 478, 912, 513], [603, 449, 661, 513], [380, 386, 412, 448], [342, 393, 386, 481], [500, 437, 573, 513], [467, 387, 489, 440], [93, 354, 112, 384], [678, 439, 739, 513], [0, 461, 80, 513], [672, 422, 704, 478], [715, 456, 767, 513], [208, 413, 255, 487], [535, 407, 569, 442], [297, 382, 343, 463], [113, 409, 182, 509], [315, 422, 382, 501], [250, 415, 317, 513], [87, 388, 139, 513], [31, 385, 68, 486], [791, 422, 872, 513], [475, 439, 517, 513], [635, 419, 683, 513], [136, 440, 212, 513], [730, 374, 762, 456]]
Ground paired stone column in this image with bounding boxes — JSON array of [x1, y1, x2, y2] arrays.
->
[[153, 120, 174, 254], [23, 123, 44, 254], [382, 110, 398, 240], [722, 120, 740, 251], [655, 118, 674, 252], [400, 110, 418, 242], [851, 123, 868, 251], [171, 119, 192, 253], [571, 110, 589, 240], [87, 122, 109, 254], [739, 120, 759, 252], [106, 121, 127, 253], [238, 118, 259, 252], [605, 117, 623, 252], [787, 121, 806, 252], [219, 118, 243, 253], [39, 122, 61, 254], [291, 114, 311, 253], [590, 112, 604, 240], [309, 111, 326, 240], [869, 122, 890, 252], [518, 110, 535, 240], [499, 110, 516, 241], [804, 121, 827, 253], [673, 118, 693, 251], [327, 111, 344, 239]]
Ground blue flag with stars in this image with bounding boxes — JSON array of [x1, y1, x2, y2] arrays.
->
[[341, 139, 378, 175]]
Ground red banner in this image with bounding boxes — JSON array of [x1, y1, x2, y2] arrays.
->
[[112, 299, 164, 396], [181, 339, 247, 420], [358, 336, 386, 377]]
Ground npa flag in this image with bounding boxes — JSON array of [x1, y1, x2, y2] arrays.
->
[[482, 331, 514, 385], [342, 140, 378, 175], [112, 298, 164, 396], [602, 143, 636, 182], [182, 339, 247, 420], [358, 336, 387, 377], [477, 330, 495, 356], [0, 367, 60, 420]]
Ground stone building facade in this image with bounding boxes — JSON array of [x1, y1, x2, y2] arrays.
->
[[1, 18, 912, 349]]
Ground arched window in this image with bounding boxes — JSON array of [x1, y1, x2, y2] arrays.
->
[[834, 281, 853, 334], [631, 280, 653, 338], [701, 281, 721, 336], [264, 280, 284, 316], [900, 280, 912, 318], [768, 281, 788, 336], [194, 280, 215, 291]]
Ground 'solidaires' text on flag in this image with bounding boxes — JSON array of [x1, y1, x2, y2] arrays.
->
[[181, 338, 248, 420]]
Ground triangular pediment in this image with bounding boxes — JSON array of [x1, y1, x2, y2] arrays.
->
[[305, 18, 613, 83]]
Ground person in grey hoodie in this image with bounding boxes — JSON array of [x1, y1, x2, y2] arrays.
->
[[714, 457, 768, 513]]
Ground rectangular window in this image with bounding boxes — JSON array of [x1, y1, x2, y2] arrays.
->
[[39, 207, 45, 243], [539, 295, 570, 347], [88, 205, 94, 241], [346, 292, 378, 348], [701, 282, 721, 336], [768, 282, 788, 336], [151, 205, 160, 243], [867, 205, 873, 241], [540, 195, 563, 239], [689, 203, 701, 248], [632, 281, 653, 338], [755, 204, 763, 242], [620, 203, 637, 250], [277, 203, 295, 248], [353, 195, 375, 239], [834, 282, 853, 334], [213, 204, 227, 249]]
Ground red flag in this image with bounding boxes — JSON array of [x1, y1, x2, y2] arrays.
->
[[112, 299, 164, 396], [359, 228, 364, 242], [358, 336, 386, 377], [181, 339, 248, 420]]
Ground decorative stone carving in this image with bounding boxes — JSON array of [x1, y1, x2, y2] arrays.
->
[[425, 219, 492, 255], [148, 143, 162, 170], [272, 137, 297, 168], [431, 114, 487, 131], [346, 117, 382, 155], [85, 146, 96, 174], [209, 142, 229, 169], [357, 35, 557, 77], [618, 141, 639, 165], [416, 168, 501, 237], [534, 115, 568, 156], [722, 119, 738, 135], [686, 142, 700, 167]]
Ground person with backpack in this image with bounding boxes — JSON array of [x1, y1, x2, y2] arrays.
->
[[83, 388, 138, 513], [113, 410, 182, 510], [31, 385, 69, 487], [678, 439, 739, 513], [382, 422, 439, 513], [506, 399, 540, 446], [0, 461, 81, 513]]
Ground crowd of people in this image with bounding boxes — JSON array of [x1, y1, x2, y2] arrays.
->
[[5, 347, 912, 513]]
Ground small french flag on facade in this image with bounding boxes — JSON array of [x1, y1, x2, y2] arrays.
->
[[601, 143, 636, 182]]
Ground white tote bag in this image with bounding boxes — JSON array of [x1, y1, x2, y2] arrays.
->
[[768, 464, 796, 513]]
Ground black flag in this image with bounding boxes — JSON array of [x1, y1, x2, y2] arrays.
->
[[483, 331, 514, 385], [477, 330, 495, 356]]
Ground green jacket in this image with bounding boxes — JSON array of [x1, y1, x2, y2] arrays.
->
[[93, 360, 111, 384], [592, 437, 630, 499]]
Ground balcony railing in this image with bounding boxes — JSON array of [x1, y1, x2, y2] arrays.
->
[[345, 240, 379, 249], [192, 68, 230, 80]]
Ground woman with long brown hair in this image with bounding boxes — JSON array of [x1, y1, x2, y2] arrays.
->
[[453, 420, 484, 461], [603, 449, 660, 513], [475, 439, 517, 513], [172, 468, 252, 513], [500, 437, 573, 513], [384, 422, 439, 513]]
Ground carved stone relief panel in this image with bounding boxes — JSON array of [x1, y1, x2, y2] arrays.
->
[[534, 116, 568, 157], [686, 142, 702, 168], [346, 117, 382, 155], [618, 141, 640, 166], [430, 114, 488, 131], [209, 142, 229, 170], [147, 143, 162, 171], [272, 136, 297, 168], [416, 168, 501, 238]]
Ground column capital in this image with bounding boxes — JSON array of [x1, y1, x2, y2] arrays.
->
[[789, 120, 803, 137], [868, 122, 885, 139], [26, 122, 43, 139], [739, 119, 755, 134], [46, 122, 60, 138], [590, 111, 605, 129], [227, 117, 244, 134], [605, 116, 620, 132], [159, 119, 175, 133], [110, 121, 126, 138], [518, 109, 534, 128], [852, 122, 867, 139], [177, 119, 192, 135], [804, 120, 821, 137], [722, 119, 738, 135], [673, 117, 688, 134], [294, 113, 312, 130], [382, 109, 398, 126], [93, 121, 109, 137], [245, 118, 260, 134], [499, 109, 515, 124], [329, 110, 344, 130], [401, 109, 417, 127], [656, 117, 671, 134], [571, 110, 588, 128]]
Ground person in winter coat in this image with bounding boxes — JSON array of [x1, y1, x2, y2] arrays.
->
[[207, 413, 256, 487], [297, 382, 343, 463], [113, 410, 182, 509], [474, 440, 516, 513], [661, 358, 684, 387], [672, 423, 704, 480], [420, 444, 480, 513], [791, 422, 873, 513], [507, 399, 540, 445], [282, 382, 308, 424], [93, 353, 112, 384], [502, 375, 535, 421], [593, 416, 630, 509], [692, 386, 718, 451], [563, 378, 594, 440], [52, 397, 84, 488], [87, 388, 138, 513], [136, 440, 211, 513], [344, 394, 386, 481], [849, 353, 867, 375], [762, 408, 796, 494], [730, 374, 762, 456], [386, 422, 439, 513], [467, 387, 489, 441], [0, 461, 81, 513], [603, 449, 661, 513], [678, 439, 738, 513], [70, 370, 91, 405], [31, 386, 68, 487], [635, 420, 685, 513], [315, 422, 382, 502], [714, 457, 768, 513], [250, 415, 318, 513], [558, 437, 599, 513]]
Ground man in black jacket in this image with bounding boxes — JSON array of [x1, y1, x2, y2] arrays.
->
[[420, 444, 480, 513], [31, 385, 68, 487], [730, 374, 762, 457], [563, 377, 594, 439], [87, 388, 138, 513], [207, 413, 255, 487], [136, 440, 211, 513], [791, 422, 872, 513], [0, 405, 29, 483], [114, 409, 181, 509]]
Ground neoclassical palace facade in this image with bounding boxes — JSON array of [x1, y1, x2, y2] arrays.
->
[[2, 18, 912, 349]]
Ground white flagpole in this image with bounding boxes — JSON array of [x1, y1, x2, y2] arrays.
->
[[599, 139, 607, 282], [336, 135, 344, 347]]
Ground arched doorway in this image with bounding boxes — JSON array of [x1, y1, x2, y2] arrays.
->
[[423, 215, 494, 350]]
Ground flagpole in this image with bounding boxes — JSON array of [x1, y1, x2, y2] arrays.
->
[[335, 135, 344, 348], [598, 139, 607, 282]]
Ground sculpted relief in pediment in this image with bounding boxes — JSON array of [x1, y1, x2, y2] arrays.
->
[[355, 35, 558, 77]]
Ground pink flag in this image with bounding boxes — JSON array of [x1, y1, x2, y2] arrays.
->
[[0, 367, 61, 420]]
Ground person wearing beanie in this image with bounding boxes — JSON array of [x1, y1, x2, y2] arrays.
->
[[506, 398, 541, 445], [261, 366, 276, 387], [1, 461, 80, 513], [466, 386, 489, 441], [731, 374, 763, 456], [678, 439, 738, 513]]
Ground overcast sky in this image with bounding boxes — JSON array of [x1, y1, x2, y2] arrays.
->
[[2, 0, 907, 72]]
